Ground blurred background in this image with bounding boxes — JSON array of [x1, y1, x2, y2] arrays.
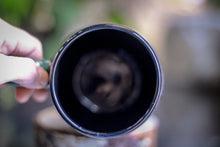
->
[[0, 0, 220, 146]]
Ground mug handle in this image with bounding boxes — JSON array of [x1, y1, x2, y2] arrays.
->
[[6, 60, 51, 89]]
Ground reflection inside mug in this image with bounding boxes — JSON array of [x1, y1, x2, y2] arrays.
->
[[73, 49, 142, 113]]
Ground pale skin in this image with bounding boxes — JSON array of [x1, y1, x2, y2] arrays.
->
[[0, 18, 49, 103]]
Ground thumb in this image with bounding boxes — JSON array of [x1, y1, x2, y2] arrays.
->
[[0, 54, 48, 89]]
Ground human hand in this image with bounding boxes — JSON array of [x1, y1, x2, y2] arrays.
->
[[0, 18, 49, 103]]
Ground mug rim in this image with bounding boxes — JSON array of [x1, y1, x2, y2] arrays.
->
[[50, 24, 163, 138]]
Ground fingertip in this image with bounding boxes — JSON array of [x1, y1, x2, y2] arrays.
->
[[32, 89, 48, 103], [16, 87, 33, 103]]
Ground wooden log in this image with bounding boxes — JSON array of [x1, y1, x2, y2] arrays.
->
[[35, 106, 159, 147]]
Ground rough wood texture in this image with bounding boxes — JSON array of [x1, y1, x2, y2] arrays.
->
[[35, 106, 159, 147]]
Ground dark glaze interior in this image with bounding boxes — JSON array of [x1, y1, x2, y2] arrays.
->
[[51, 25, 159, 135]]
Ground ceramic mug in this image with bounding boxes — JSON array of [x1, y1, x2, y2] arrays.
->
[[11, 24, 163, 138]]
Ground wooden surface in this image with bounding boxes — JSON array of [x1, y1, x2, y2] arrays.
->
[[35, 106, 159, 147]]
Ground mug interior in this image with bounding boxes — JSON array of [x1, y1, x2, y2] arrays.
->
[[51, 25, 160, 137]]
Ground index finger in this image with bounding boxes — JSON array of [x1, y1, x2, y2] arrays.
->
[[0, 18, 43, 60]]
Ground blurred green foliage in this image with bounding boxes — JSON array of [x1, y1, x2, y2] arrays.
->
[[0, 0, 35, 26], [43, 0, 83, 59], [43, 0, 126, 59], [108, 10, 125, 25], [208, 0, 220, 7], [0, 86, 16, 111]]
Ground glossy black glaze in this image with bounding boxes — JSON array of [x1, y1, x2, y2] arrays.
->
[[50, 24, 163, 138]]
